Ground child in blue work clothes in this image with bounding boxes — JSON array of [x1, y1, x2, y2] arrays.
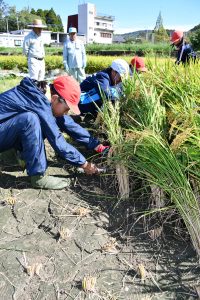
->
[[170, 30, 196, 65], [78, 59, 130, 117], [0, 76, 108, 189]]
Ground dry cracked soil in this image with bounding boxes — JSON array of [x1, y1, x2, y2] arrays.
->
[[0, 140, 200, 300]]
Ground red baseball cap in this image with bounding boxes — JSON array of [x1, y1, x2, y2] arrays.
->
[[53, 76, 81, 115], [170, 30, 183, 44], [131, 56, 147, 72]]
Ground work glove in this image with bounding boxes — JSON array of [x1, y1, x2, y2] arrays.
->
[[95, 144, 110, 156], [81, 161, 99, 175]]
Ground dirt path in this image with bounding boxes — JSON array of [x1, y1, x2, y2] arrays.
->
[[0, 145, 199, 300]]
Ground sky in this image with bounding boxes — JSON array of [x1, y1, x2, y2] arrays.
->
[[4, 0, 200, 33]]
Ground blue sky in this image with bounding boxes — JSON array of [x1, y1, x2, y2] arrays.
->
[[5, 0, 200, 33]]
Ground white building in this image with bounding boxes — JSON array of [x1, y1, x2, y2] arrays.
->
[[0, 32, 24, 47], [68, 3, 115, 44], [0, 29, 85, 48], [0, 29, 52, 48]]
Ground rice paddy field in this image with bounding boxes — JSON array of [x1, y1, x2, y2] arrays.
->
[[0, 54, 174, 74], [0, 56, 200, 299], [100, 57, 200, 255]]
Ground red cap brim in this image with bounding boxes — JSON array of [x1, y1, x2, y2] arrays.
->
[[138, 66, 147, 72], [170, 38, 180, 45], [67, 102, 80, 115]]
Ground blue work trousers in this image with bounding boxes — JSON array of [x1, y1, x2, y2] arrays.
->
[[0, 112, 46, 176], [0, 113, 99, 176]]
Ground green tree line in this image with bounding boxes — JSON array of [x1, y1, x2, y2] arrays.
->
[[0, 0, 64, 32]]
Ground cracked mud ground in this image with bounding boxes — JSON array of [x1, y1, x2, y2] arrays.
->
[[0, 142, 200, 300]]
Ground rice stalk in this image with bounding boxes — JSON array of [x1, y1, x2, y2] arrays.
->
[[170, 127, 193, 151], [116, 163, 130, 200], [99, 93, 130, 199], [119, 131, 200, 256], [123, 78, 167, 205], [122, 76, 166, 135]]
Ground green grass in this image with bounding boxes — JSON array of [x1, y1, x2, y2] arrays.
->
[[0, 77, 21, 93], [0, 43, 172, 56]]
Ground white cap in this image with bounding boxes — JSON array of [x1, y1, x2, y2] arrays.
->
[[68, 27, 77, 33], [111, 59, 129, 79]]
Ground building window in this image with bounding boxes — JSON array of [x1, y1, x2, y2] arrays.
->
[[100, 32, 112, 38], [14, 40, 22, 46], [96, 22, 99, 25], [89, 11, 93, 14], [89, 27, 93, 30]]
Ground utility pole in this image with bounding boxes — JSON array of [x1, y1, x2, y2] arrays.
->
[[146, 30, 148, 41], [16, 14, 19, 30], [6, 18, 8, 33], [5, 17, 9, 47]]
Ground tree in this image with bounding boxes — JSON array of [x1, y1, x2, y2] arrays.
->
[[56, 15, 64, 32], [0, 0, 9, 32], [0, 2, 64, 32], [190, 24, 200, 32], [153, 11, 169, 43], [30, 8, 36, 15], [15, 8, 40, 29], [190, 29, 200, 50], [36, 9, 45, 20], [45, 8, 63, 32], [154, 26, 169, 43], [45, 8, 57, 31], [6, 6, 18, 31]]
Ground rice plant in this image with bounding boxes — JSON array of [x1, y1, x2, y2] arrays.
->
[[99, 91, 130, 199], [119, 131, 200, 255], [121, 74, 166, 134], [101, 61, 200, 255]]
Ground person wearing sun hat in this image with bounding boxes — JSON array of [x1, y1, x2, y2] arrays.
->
[[170, 30, 196, 65], [78, 58, 129, 117], [63, 26, 87, 83], [0, 75, 103, 189], [23, 19, 47, 80], [129, 56, 147, 74]]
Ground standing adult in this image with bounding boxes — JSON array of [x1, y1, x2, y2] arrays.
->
[[63, 27, 87, 83], [170, 30, 196, 65], [23, 19, 47, 80]]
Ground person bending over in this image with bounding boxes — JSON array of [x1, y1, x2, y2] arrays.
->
[[0, 75, 107, 190]]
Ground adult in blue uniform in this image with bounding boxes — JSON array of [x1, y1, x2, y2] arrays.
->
[[0, 75, 105, 190], [79, 59, 129, 117], [63, 27, 86, 83], [170, 30, 196, 65]]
